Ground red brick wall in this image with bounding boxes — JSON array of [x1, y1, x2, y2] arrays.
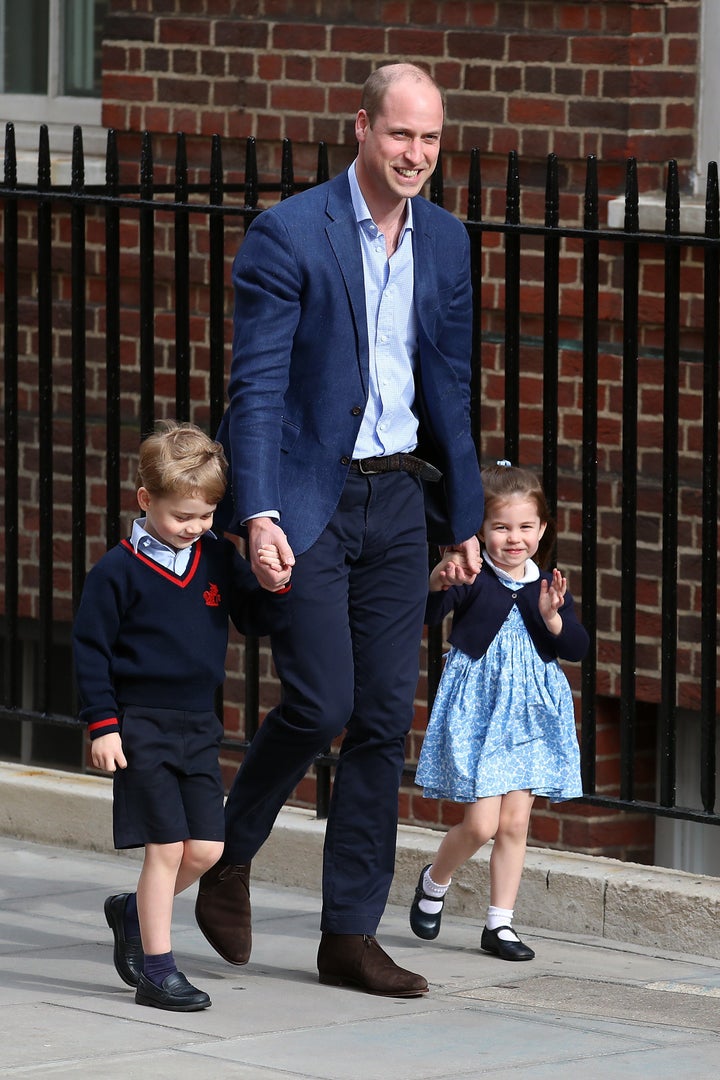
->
[[102, 0, 700, 207]]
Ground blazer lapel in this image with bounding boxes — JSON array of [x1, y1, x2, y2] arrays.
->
[[410, 198, 439, 337], [325, 177, 370, 392]]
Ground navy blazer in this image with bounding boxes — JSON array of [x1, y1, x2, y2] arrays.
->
[[216, 170, 484, 555], [426, 564, 589, 663]]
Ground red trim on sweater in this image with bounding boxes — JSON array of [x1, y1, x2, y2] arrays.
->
[[120, 538, 202, 586], [88, 717, 119, 733]]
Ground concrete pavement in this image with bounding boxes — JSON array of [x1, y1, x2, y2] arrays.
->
[[2, 833, 720, 1078], [2, 762, 720, 1076]]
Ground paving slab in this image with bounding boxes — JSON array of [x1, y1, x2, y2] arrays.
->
[[1, 835, 720, 1079]]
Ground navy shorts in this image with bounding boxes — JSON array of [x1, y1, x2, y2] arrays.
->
[[112, 705, 225, 849]]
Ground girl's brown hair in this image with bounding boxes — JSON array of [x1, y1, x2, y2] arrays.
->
[[136, 420, 228, 506], [480, 463, 557, 569]]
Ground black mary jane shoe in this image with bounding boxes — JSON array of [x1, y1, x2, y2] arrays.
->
[[480, 924, 535, 961], [104, 893, 144, 987], [135, 971, 211, 1011], [409, 864, 446, 940]]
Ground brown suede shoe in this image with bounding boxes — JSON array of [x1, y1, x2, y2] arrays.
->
[[195, 861, 252, 965], [317, 933, 429, 996]]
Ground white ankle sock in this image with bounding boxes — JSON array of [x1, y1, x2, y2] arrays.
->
[[418, 868, 450, 915], [487, 905, 519, 941]]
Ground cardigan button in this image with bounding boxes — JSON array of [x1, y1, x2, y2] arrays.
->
[[511, 592, 518, 599]]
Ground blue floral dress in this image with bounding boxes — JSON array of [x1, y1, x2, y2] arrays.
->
[[416, 600, 583, 804]]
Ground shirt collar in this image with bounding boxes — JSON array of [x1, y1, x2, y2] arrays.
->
[[347, 159, 414, 234], [482, 550, 540, 587], [130, 517, 216, 556]]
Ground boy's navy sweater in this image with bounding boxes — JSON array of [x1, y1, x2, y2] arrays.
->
[[73, 534, 290, 740], [425, 563, 589, 663]]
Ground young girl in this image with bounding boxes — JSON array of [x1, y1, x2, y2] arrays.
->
[[409, 462, 588, 960]]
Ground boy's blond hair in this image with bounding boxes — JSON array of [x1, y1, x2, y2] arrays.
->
[[136, 420, 228, 506]]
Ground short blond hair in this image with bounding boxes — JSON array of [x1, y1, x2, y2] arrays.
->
[[136, 420, 227, 506]]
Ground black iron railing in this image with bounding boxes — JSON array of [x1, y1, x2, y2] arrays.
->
[[1, 122, 718, 826]]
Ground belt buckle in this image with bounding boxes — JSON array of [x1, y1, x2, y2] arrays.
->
[[358, 458, 381, 475]]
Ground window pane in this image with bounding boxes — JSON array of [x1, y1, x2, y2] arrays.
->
[[2, 0, 50, 94], [63, 0, 108, 97]]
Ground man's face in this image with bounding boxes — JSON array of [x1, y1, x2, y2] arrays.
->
[[355, 77, 443, 210]]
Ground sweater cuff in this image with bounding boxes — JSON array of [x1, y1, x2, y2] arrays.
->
[[87, 716, 120, 740]]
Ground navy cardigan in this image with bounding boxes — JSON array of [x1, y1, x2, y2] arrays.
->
[[425, 563, 589, 663]]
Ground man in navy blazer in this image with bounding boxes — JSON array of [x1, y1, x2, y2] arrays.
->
[[197, 63, 484, 996]]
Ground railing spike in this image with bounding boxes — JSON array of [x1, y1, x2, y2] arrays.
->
[[705, 160, 719, 240], [665, 159, 680, 235], [4, 122, 17, 187], [624, 157, 639, 233], [280, 137, 294, 199], [38, 124, 51, 190], [316, 141, 329, 184], [467, 147, 481, 223], [544, 152, 559, 229]]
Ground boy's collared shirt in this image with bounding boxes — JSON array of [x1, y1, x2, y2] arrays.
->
[[130, 517, 216, 576]]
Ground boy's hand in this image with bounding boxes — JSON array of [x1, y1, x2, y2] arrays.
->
[[247, 518, 295, 592], [91, 732, 127, 773]]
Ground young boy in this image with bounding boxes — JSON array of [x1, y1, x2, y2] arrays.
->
[[73, 421, 290, 1012]]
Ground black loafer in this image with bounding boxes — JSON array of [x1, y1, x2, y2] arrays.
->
[[481, 924, 535, 961], [409, 864, 445, 940], [135, 971, 211, 1011], [104, 893, 144, 987]]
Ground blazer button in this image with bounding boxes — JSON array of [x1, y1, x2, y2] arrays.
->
[[511, 592, 518, 599], [351, 406, 362, 416], [341, 456, 350, 465]]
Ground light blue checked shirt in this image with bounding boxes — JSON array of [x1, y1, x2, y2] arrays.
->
[[130, 517, 216, 575], [347, 161, 419, 459]]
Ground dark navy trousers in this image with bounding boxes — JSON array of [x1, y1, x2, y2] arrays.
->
[[223, 469, 429, 934]]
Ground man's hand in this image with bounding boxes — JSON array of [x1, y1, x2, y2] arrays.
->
[[247, 517, 295, 592], [438, 535, 482, 584], [91, 732, 127, 773]]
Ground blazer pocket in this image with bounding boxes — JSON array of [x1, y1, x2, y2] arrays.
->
[[280, 417, 301, 454]]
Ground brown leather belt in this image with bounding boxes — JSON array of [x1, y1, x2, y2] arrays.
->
[[349, 453, 442, 482]]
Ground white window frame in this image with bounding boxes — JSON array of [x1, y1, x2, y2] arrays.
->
[[696, 0, 719, 194], [1, 0, 107, 183]]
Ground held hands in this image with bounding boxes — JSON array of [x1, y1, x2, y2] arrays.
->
[[539, 568, 566, 635], [248, 517, 295, 592], [431, 536, 483, 591], [91, 731, 127, 773]]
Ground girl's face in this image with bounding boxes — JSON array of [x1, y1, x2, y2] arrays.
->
[[479, 495, 546, 580], [137, 488, 216, 551]]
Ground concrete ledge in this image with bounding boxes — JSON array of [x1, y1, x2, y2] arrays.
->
[[2, 761, 720, 957]]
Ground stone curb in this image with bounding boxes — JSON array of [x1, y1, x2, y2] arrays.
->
[[2, 760, 719, 958]]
